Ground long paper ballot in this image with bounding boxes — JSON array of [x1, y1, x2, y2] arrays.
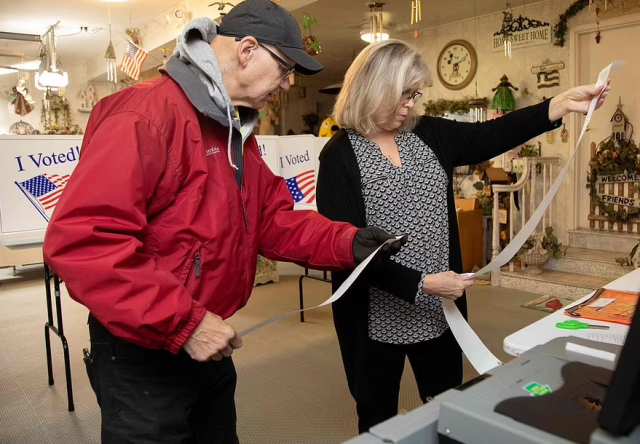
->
[[441, 61, 626, 375], [443, 298, 503, 374], [468, 61, 626, 279], [240, 237, 400, 337]]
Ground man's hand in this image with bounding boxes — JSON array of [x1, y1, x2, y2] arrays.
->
[[183, 312, 243, 362], [352, 227, 408, 265], [422, 271, 475, 300]]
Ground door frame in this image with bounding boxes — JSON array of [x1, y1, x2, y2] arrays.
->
[[569, 13, 640, 231]]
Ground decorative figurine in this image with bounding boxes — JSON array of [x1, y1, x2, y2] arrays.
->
[[491, 74, 519, 113]]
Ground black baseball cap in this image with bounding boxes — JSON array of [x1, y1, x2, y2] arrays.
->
[[218, 0, 323, 75]]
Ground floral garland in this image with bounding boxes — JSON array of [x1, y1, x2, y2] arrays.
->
[[553, 0, 589, 47], [587, 137, 640, 223], [423, 97, 488, 117]]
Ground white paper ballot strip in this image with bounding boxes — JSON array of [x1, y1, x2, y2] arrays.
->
[[239, 237, 400, 337]]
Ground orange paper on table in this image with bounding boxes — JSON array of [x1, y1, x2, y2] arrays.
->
[[565, 289, 638, 325]]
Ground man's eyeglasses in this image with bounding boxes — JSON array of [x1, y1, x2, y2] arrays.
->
[[258, 43, 295, 81], [234, 37, 295, 81], [401, 91, 423, 102]]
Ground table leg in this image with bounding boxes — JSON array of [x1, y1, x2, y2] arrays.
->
[[43, 265, 75, 412]]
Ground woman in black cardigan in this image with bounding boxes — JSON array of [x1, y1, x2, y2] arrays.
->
[[316, 40, 610, 433]]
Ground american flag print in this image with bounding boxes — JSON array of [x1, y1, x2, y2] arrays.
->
[[119, 41, 149, 81], [285, 170, 316, 204], [15, 173, 70, 222]]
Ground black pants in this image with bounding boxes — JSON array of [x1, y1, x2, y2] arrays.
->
[[86, 315, 239, 444], [356, 328, 462, 433]]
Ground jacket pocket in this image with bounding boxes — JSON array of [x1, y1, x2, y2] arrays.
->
[[184, 241, 203, 291]]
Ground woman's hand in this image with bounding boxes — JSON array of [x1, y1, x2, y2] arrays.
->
[[549, 78, 612, 121], [422, 271, 475, 300]]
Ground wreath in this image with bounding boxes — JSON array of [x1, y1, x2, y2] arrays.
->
[[423, 97, 488, 117], [553, 0, 589, 47], [587, 136, 640, 224]]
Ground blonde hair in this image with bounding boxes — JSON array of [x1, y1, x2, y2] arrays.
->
[[333, 40, 430, 135]]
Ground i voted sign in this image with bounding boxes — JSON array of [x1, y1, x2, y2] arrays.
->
[[277, 135, 317, 206], [0, 136, 83, 235], [255, 136, 278, 175]]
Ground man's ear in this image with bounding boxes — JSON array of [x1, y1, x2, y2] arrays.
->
[[237, 36, 259, 68]]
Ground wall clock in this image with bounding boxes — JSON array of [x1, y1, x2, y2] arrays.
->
[[437, 40, 477, 91]]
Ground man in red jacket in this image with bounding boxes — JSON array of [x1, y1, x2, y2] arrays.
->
[[43, 1, 403, 442]]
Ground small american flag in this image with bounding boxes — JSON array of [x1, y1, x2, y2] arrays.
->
[[119, 41, 149, 81], [286, 170, 316, 204], [15, 173, 70, 222]]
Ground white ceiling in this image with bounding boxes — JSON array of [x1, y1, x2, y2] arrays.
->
[[0, 0, 535, 83], [0, 0, 183, 65], [289, 0, 534, 84]]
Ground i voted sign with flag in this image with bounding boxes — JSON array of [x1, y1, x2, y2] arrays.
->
[[0, 136, 82, 235], [277, 135, 318, 207], [286, 170, 315, 204], [15, 173, 70, 222]]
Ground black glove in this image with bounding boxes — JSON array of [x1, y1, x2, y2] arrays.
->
[[352, 227, 408, 265]]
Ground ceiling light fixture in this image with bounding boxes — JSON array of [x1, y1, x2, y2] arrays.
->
[[361, 3, 388, 44], [35, 24, 69, 90]]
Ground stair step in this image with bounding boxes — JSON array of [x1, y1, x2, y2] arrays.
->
[[546, 247, 633, 280], [500, 269, 611, 301], [568, 228, 638, 253]]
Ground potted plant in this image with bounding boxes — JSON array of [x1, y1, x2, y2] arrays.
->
[[516, 226, 564, 273], [301, 13, 321, 55], [473, 181, 493, 215], [512, 143, 539, 173]]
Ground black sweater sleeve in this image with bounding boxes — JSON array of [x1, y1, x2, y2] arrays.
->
[[317, 144, 422, 304], [417, 99, 562, 168]]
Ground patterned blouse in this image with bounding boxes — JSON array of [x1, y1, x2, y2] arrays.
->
[[348, 129, 450, 344]]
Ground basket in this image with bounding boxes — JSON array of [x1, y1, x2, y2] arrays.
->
[[519, 250, 550, 273]]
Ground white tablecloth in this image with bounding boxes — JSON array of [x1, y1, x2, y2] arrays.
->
[[503, 267, 640, 356]]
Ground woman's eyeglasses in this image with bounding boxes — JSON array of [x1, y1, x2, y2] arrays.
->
[[401, 91, 423, 102]]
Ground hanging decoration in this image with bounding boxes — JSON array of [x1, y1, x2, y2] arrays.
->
[[125, 28, 142, 46], [361, 3, 387, 44], [595, 4, 602, 43], [589, 0, 608, 11], [209, 2, 235, 24], [411, 0, 421, 25], [5, 71, 35, 116], [492, 14, 551, 55], [500, 2, 514, 59], [532, 60, 564, 89], [469, 0, 485, 123], [159, 48, 172, 66], [423, 96, 488, 117], [587, 98, 639, 224], [35, 24, 69, 92], [561, 123, 569, 142], [105, 6, 117, 83], [491, 75, 519, 115], [554, 0, 608, 47], [301, 13, 321, 55]]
